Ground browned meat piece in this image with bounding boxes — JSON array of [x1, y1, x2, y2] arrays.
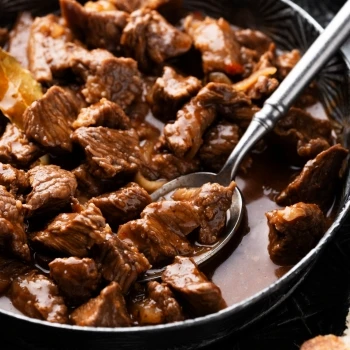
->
[[272, 107, 333, 160], [0, 28, 8, 47], [23, 86, 79, 154], [89, 182, 151, 228], [111, 0, 179, 13], [8, 12, 33, 69], [235, 29, 273, 56], [121, 9, 192, 71], [72, 98, 130, 130], [60, 0, 129, 52], [164, 83, 251, 159], [199, 121, 241, 172], [71, 47, 142, 108], [0, 163, 29, 195], [172, 182, 236, 244], [276, 144, 349, 210], [300, 335, 349, 350], [10, 272, 68, 324], [49, 257, 101, 305], [130, 281, 184, 325], [0, 123, 42, 168], [149, 66, 202, 121], [72, 127, 141, 179], [118, 201, 198, 265], [246, 75, 279, 100], [184, 15, 243, 75], [276, 49, 301, 79], [70, 281, 132, 327], [266, 202, 326, 265], [0, 186, 30, 261], [93, 234, 150, 293], [25, 165, 77, 217], [162, 256, 227, 316], [253, 43, 276, 72], [0, 255, 32, 294], [31, 203, 108, 257], [28, 15, 75, 82]]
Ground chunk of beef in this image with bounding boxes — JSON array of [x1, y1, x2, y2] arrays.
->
[[130, 281, 184, 325], [276, 49, 301, 79], [49, 257, 101, 305], [235, 29, 272, 56], [266, 202, 326, 265], [252, 43, 276, 72], [121, 9, 192, 72], [72, 98, 130, 130], [25, 165, 77, 217], [246, 75, 279, 100], [8, 12, 33, 69], [184, 15, 242, 75], [72, 127, 140, 179], [28, 15, 75, 82], [71, 47, 142, 108], [0, 28, 8, 47], [276, 144, 349, 210], [31, 203, 109, 257], [172, 182, 236, 244], [0, 255, 32, 294], [23, 86, 79, 154], [0, 163, 29, 195], [93, 234, 150, 293], [118, 201, 197, 265], [0, 186, 30, 261], [272, 107, 333, 161], [199, 121, 241, 172], [89, 182, 151, 229], [10, 272, 68, 324], [70, 281, 132, 327], [60, 0, 129, 52], [149, 66, 202, 121], [162, 256, 226, 316], [164, 83, 251, 159], [0, 123, 42, 168]]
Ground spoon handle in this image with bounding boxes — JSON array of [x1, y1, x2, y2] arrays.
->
[[217, 0, 350, 185]]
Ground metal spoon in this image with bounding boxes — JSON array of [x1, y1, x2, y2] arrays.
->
[[141, 1, 350, 281]]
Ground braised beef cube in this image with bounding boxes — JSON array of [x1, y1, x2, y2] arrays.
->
[[73, 98, 130, 130], [149, 66, 202, 121], [0, 186, 30, 261], [162, 256, 226, 316], [71, 281, 132, 327], [8, 12, 33, 69], [0, 255, 32, 294], [273, 107, 333, 161], [184, 15, 242, 75], [276, 49, 301, 79], [60, 0, 128, 52], [61, 85, 88, 112], [10, 272, 68, 324], [172, 182, 236, 244], [297, 138, 330, 159], [49, 257, 101, 305], [28, 15, 75, 83], [199, 121, 241, 172], [164, 83, 251, 159], [276, 144, 349, 210], [0, 28, 8, 47], [246, 75, 279, 100], [235, 29, 273, 56], [118, 201, 198, 265], [71, 47, 142, 108], [89, 182, 151, 228], [93, 234, 150, 293], [130, 281, 184, 325], [266, 202, 326, 265], [24, 86, 79, 154], [121, 9, 192, 72], [0, 123, 42, 168], [31, 203, 108, 257], [0, 163, 29, 195], [25, 165, 77, 217], [72, 127, 140, 179]]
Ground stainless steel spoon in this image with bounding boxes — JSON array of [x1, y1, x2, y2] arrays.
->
[[141, 0, 350, 281]]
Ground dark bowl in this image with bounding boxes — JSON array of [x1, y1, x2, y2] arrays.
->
[[1, 0, 350, 349]]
